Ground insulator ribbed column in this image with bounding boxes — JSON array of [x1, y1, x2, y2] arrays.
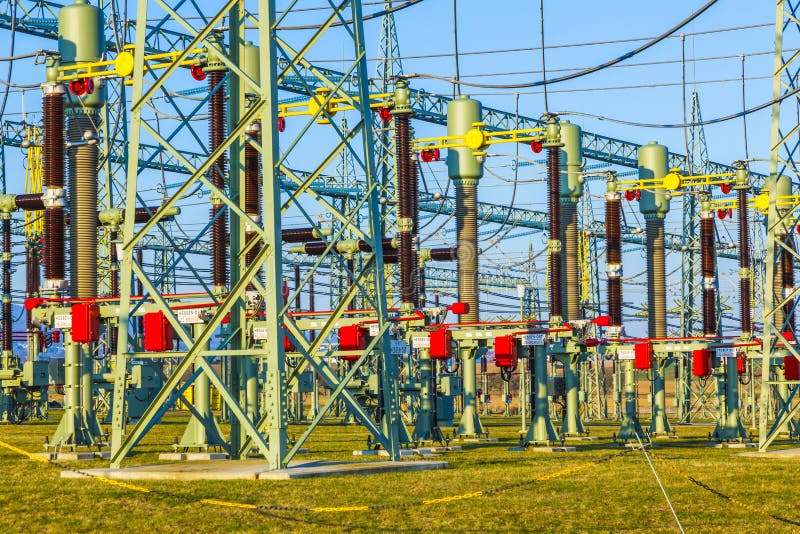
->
[[700, 213, 717, 337], [209, 69, 228, 290], [561, 202, 580, 320], [645, 218, 666, 338], [245, 124, 261, 290], [783, 233, 796, 333], [456, 183, 479, 322], [42, 85, 66, 290], [605, 195, 622, 327], [547, 145, 562, 320], [67, 114, 98, 298], [737, 189, 752, 336], [2, 217, 11, 352], [395, 113, 417, 308], [109, 229, 119, 355]]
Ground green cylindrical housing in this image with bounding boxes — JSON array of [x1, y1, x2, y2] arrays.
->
[[242, 41, 260, 84], [58, 0, 104, 65], [59, 0, 106, 110], [638, 141, 670, 219], [446, 96, 483, 183], [559, 120, 583, 201]]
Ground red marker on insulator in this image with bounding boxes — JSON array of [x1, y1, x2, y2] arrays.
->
[[530, 140, 543, 153], [277, 116, 286, 132], [378, 107, 392, 123], [720, 183, 732, 195], [190, 64, 206, 81]]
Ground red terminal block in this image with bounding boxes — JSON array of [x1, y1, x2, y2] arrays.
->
[[71, 303, 100, 343], [448, 302, 470, 315], [692, 348, 712, 377], [593, 315, 611, 327], [143, 311, 174, 352], [494, 335, 518, 368], [429, 328, 452, 360], [634, 342, 652, 370]]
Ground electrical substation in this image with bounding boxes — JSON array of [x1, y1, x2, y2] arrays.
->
[[1, 1, 800, 531]]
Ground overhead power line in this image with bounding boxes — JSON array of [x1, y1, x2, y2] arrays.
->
[[401, 0, 720, 89]]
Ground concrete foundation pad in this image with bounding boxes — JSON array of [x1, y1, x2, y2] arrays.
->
[[738, 447, 800, 458], [415, 446, 462, 454], [60, 459, 448, 481], [457, 437, 498, 443], [158, 452, 229, 461], [510, 446, 576, 453], [707, 442, 757, 449], [37, 451, 109, 461], [377, 449, 415, 457], [652, 435, 680, 440], [563, 436, 597, 441]]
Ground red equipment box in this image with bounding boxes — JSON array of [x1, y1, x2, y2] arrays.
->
[[634, 342, 652, 370], [339, 324, 369, 362], [71, 303, 100, 343], [429, 328, 452, 360], [494, 335, 518, 368], [784, 354, 800, 381], [143, 311, 174, 352], [692, 348, 712, 377]]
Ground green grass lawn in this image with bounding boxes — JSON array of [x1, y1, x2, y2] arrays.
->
[[0, 413, 797, 533]]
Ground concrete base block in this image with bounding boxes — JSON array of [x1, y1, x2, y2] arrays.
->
[[158, 452, 229, 461], [61, 459, 449, 481], [456, 437, 498, 443], [563, 436, 597, 441], [707, 442, 757, 449], [37, 451, 109, 461], [509, 445, 576, 452]]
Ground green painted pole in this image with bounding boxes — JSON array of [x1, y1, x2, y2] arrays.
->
[[525, 344, 557, 445]]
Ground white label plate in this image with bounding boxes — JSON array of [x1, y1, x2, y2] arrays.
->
[[617, 349, 635, 360], [54, 314, 72, 329], [521, 333, 545, 346], [369, 323, 380, 337], [252, 327, 268, 341], [716, 347, 735, 359], [412, 336, 431, 349], [177, 309, 204, 324]]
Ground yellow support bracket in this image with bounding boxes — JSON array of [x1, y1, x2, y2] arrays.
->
[[661, 169, 735, 191], [57, 46, 207, 82], [412, 124, 545, 154], [753, 193, 800, 213], [276, 88, 392, 122]]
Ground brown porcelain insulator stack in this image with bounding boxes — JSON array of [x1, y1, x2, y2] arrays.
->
[[67, 114, 98, 299], [605, 195, 622, 328], [561, 201, 580, 320], [109, 229, 119, 355], [15, 194, 44, 211], [455, 183, 479, 322], [43, 88, 66, 288], [2, 217, 11, 352], [411, 151, 420, 305], [783, 233, 796, 333], [547, 145, 562, 320], [737, 189, 752, 336], [25, 240, 39, 337], [700, 213, 717, 337], [645, 218, 667, 338], [395, 113, 416, 307], [209, 69, 228, 290], [282, 228, 321, 243], [245, 126, 261, 266]]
